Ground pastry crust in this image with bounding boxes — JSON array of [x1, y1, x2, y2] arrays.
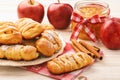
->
[[36, 38, 55, 57], [0, 45, 39, 61], [36, 30, 62, 57], [42, 30, 62, 51], [47, 52, 94, 74], [0, 22, 22, 44], [16, 18, 44, 39], [43, 24, 55, 30]]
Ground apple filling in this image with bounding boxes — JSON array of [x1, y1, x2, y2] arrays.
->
[[78, 4, 108, 18]]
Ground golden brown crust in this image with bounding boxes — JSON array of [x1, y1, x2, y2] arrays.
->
[[0, 45, 39, 61], [0, 22, 15, 26], [47, 52, 94, 74], [36, 38, 55, 57], [43, 24, 55, 30], [47, 60, 62, 74], [36, 30, 62, 57], [59, 55, 72, 72], [16, 18, 44, 39], [0, 22, 22, 44], [41, 30, 62, 51]]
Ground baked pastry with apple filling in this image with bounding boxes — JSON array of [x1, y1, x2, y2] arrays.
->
[[36, 30, 62, 57], [21, 24, 55, 46], [47, 52, 94, 74], [16, 18, 44, 39], [0, 22, 22, 44], [0, 45, 39, 61]]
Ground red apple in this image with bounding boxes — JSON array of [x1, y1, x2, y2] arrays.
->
[[17, 0, 44, 23], [100, 17, 120, 50], [47, 0, 73, 29]]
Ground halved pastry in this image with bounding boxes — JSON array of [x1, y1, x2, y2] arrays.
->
[[47, 52, 94, 74], [0, 45, 39, 61], [0, 22, 22, 44], [16, 18, 44, 39], [36, 30, 62, 57]]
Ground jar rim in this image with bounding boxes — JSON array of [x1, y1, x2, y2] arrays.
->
[[74, 0, 109, 13]]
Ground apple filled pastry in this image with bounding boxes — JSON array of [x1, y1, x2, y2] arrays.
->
[[36, 30, 62, 57], [47, 52, 94, 74], [0, 18, 62, 61], [0, 45, 39, 61], [16, 18, 44, 39], [0, 22, 22, 44]]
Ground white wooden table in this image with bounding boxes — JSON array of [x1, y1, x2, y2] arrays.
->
[[0, 0, 120, 80]]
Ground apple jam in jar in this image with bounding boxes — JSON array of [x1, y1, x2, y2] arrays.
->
[[71, 0, 110, 40]]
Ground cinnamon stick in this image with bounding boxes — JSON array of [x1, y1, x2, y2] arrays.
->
[[79, 41, 102, 60], [71, 39, 95, 57], [93, 46, 100, 52]]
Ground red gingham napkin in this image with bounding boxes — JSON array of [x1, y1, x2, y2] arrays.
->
[[70, 12, 106, 42], [22, 43, 92, 80]]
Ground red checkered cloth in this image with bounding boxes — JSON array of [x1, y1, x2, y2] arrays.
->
[[22, 43, 94, 80], [70, 11, 106, 42]]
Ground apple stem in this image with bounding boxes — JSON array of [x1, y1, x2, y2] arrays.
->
[[58, 0, 60, 3], [29, 0, 34, 5]]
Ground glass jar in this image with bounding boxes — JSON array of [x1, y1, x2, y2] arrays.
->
[[71, 0, 110, 40]]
